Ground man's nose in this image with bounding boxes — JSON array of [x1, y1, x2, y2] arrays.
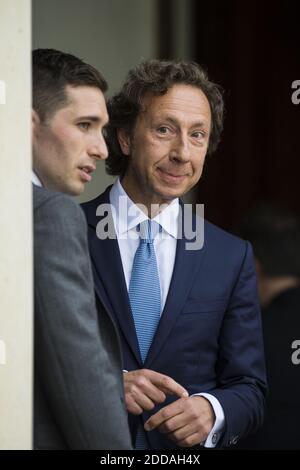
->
[[88, 134, 109, 160], [170, 135, 191, 162]]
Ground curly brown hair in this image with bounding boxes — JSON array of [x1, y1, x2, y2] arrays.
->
[[105, 59, 224, 176]]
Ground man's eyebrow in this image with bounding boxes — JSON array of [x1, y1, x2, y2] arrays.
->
[[159, 116, 209, 128], [76, 115, 104, 123]]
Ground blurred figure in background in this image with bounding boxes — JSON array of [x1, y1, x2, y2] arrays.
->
[[237, 204, 300, 449]]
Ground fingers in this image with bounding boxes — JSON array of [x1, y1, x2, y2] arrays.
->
[[144, 396, 214, 448], [153, 410, 187, 435], [150, 372, 189, 398], [159, 418, 203, 443], [125, 398, 143, 415], [124, 369, 167, 414], [130, 374, 167, 404], [177, 430, 205, 448], [144, 397, 187, 431], [124, 370, 166, 401], [145, 410, 207, 447], [125, 390, 155, 415], [123, 369, 188, 415]]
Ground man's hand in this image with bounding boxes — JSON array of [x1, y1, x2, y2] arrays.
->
[[123, 369, 189, 415], [144, 396, 215, 447]]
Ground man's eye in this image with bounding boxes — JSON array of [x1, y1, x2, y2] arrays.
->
[[78, 122, 90, 130], [157, 126, 169, 134], [192, 131, 204, 139]]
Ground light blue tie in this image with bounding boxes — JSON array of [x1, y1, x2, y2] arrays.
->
[[129, 219, 161, 449], [129, 219, 161, 363]]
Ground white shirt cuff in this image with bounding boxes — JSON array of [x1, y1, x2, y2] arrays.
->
[[192, 392, 225, 448]]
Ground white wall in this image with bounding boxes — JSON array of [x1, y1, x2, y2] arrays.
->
[[0, 0, 32, 449], [32, 0, 157, 203]]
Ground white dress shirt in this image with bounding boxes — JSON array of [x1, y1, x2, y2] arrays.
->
[[110, 178, 225, 448], [31, 170, 42, 187], [110, 178, 178, 310]]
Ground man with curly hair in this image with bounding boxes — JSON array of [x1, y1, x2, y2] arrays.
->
[[82, 60, 267, 450]]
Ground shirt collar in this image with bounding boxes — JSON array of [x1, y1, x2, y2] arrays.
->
[[109, 178, 179, 239], [31, 171, 43, 187]]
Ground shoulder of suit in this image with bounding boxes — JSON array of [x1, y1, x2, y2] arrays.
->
[[33, 185, 83, 220], [204, 218, 248, 252]]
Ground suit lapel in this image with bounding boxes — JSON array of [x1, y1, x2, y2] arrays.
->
[[144, 204, 206, 368], [83, 189, 142, 365]]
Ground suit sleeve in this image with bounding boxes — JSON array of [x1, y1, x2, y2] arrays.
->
[[34, 194, 132, 449], [208, 241, 267, 447]]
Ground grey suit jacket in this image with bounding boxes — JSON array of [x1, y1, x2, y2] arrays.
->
[[33, 185, 132, 449]]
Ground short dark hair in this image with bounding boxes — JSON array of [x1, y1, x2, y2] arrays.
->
[[32, 48, 107, 121], [238, 204, 300, 278], [105, 59, 224, 176]]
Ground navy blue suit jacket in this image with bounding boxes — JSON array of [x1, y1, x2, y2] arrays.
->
[[82, 187, 267, 449]]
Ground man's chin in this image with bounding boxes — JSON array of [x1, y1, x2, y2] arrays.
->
[[155, 185, 188, 202], [62, 182, 85, 197]]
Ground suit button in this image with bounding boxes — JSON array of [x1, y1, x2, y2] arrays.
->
[[229, 435, 239, 445]]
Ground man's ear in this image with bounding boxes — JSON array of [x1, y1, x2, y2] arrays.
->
[[117, 128, 131, 156], [32, 109, 40, 135]]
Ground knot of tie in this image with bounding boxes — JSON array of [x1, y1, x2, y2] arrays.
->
[[138, 219, 160, 244]]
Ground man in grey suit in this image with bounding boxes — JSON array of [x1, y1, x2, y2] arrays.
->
[[32, 49, 132, 449]]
